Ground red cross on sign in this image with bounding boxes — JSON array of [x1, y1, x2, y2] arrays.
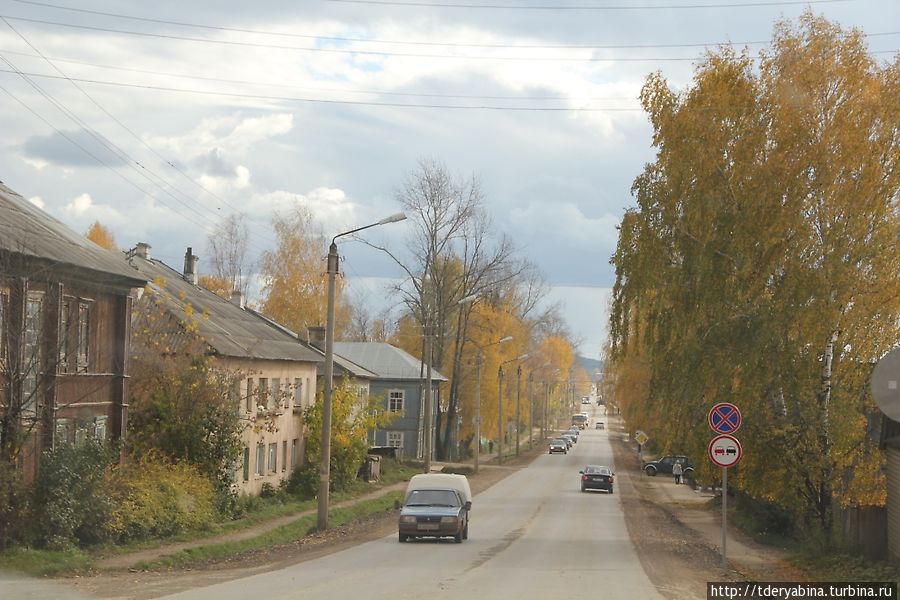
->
[[708, 403, 742, 434]]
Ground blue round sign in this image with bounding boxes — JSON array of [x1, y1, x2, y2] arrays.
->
[[708, 403, 742, 434]]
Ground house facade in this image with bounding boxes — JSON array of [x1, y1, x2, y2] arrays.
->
[[0, 182, 147, 481], [332, 342, 446, 460], [126, 245, 322, 497]]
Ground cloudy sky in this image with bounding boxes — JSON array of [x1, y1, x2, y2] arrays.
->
[[0, 0, 896, 359]]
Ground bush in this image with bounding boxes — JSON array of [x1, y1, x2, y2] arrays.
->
[[0, 459, 29, 549], [285, 463, 318, 499], [31, 441, 119, 550], [106, 457, 218, 543]]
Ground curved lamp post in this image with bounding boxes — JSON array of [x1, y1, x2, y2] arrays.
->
[[317, 211, 406, 532], [497, 354, 528, 464]]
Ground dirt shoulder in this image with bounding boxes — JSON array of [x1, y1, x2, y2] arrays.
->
[[609, 416, 808, 600]]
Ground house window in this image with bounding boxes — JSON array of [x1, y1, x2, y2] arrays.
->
[[291, 438, 299, 467], [293, 378, 302, 407], [388, 390, 404, 413], [94, 416, 107, 441], [270, 378, 281, 409], [268, 442, 277, 473], [76, 301, 90, 372], [358, 386, 368, 401], [22, 292, 44, 414], [387, 431, 403, 448], [282, 441, 287, 472], [255, 444, 265, 476], [55, 418, 73, 446], [242, 448, 250, 482], [59, 297, 71, 373], [257, 378, 268, 409], [245, 378, 254, 412]]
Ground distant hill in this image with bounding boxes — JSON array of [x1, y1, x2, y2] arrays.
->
[[576, 355, 603, 377]]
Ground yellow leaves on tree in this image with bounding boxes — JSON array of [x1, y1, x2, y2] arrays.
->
[[85, 220, 118, 250]]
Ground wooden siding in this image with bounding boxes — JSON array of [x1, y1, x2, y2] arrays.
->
[[887, 446, 900, 564]]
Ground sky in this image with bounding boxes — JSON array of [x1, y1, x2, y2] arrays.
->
[[0, 0, 896, 360]]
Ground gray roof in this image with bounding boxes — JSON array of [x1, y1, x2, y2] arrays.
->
[[332, 342, 448, 382], [128, 253, 322, 364], [246, 309, 377, 379], [0, 182, 147, 289]]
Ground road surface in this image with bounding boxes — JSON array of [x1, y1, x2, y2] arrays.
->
[[159, 410, 662, 600]]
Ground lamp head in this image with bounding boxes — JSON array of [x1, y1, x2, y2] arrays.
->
[[377, 212, 407, 225]]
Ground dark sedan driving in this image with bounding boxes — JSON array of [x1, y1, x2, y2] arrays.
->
[[580, 465, 614, 493]]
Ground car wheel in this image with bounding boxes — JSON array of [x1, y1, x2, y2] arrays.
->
[[454, 531, 463, 543], [644, 465, 657, 476], [399, 533, 408, 543], [609, 486, 614, 494]]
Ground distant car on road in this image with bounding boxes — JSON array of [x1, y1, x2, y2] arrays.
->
[[580, 465, 614, 493], [549, 438, 568, 454], [643, 455, 694, 479], [560, 433, 576, 448], [595, 421, 605, 429], [581, 397, 591, 404]]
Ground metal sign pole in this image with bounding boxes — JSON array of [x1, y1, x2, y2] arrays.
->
[[722, 466, 727, 567]]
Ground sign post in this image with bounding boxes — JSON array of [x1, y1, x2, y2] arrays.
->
[[707, 404, 743, 568], [635, 430, 649, 478]]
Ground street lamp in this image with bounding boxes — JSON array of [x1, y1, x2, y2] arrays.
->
[[317, 211, 406, 532], [498, 354, 528, 465], [467, 335, 512, 472]]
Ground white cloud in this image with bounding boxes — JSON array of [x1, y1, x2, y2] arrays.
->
[[509, 201, 620, 248], [28, 196, 44, 209], [64, 193, 94, 216]]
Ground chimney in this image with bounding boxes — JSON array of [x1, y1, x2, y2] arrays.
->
[[134, 242, 151, 260], [308, 326, 326, 350], [183, 247, 199, 285], [229, 289, 245, 309]]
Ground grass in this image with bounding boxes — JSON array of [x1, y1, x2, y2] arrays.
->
[[792, 548, 900, 582], [0, 460, 419, 577], [137, 491, 403, 570]]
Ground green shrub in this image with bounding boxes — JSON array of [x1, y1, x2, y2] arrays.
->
[[0, 459, 29, 550], [285, 463, 318, 499], [31, 441, 119, 550], [106, 456, 218, 543]]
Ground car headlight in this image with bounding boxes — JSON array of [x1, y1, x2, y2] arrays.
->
[[399, 515, 417, 524], [440, 516, 459, 524]]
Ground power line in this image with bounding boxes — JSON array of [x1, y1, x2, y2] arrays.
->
[[11, 0, 891, 50], [8, 15, 892, 63], [0, 69, 646, 110], [322, 0, 849, 9], [0, 49, 639, 102]]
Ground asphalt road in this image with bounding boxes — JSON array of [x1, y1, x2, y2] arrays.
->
[[158, 410, 663, 600]]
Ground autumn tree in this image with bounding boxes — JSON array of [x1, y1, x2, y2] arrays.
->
[[85, 221, 118, 250], [205, 213, 250, 298], [259, 206, 350, 338], [607, 12, 899, 546], [365, 158, 519, 459]]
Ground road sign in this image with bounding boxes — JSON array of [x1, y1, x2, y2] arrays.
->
[[635, 430, 649, 445], [708, 434, 743, 468], [708, 403, 742, 434]]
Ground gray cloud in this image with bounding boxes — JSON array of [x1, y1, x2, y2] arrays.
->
[[22, 129, 127, 168]]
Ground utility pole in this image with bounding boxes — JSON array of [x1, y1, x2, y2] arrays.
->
[[515, 365, 522, 456], [528, 373, 534, 450], [498, 365, 505, 465], [423, 322, 433, 473], [474, 351, 483, 472]]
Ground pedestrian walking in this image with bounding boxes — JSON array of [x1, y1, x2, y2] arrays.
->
[[672, 461, 683, 485], [488, 440, 494, 455]]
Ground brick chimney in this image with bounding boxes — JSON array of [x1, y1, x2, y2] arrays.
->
[[308, 326, 326, 350], [134, 242, 151, 259], [183, 247, 199, 285]]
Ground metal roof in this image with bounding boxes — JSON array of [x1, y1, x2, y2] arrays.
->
[[0, 182, 147, 289], [332, 342, 448, 382], [128, 253, 323, 364]]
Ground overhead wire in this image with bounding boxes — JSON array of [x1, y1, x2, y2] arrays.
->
[[0, 23, 275, 254], [322, 0, 850, 9]]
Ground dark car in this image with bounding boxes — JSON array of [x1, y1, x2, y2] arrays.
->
[[549, 438, 568, 454], [560, 433, 576, 448], [398, 487, 470, 543], [581, 465, 614, 493], [643, 455, 694, 479]]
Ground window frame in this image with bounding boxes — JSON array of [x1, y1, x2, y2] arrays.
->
[[388, 389, 404, 413]]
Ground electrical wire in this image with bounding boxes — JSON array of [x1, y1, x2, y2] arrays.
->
[[322, 0, 850, 9]]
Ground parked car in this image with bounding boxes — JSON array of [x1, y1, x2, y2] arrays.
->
[[643, 455, 694, 479], [549, 438, 568, 454], [580, 465, 614, 493], [398, 474, 471, 543]]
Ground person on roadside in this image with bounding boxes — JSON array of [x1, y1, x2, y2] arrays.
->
[[672, 461, 683, 485]]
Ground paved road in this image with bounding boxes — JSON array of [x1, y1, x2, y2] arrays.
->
[[159, 410, 663, 600]]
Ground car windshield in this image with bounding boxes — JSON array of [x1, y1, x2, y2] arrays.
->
[[405, 489, 460, 507]]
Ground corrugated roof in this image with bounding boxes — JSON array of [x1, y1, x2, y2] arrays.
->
[[128, 253, 322, 364], [332, 342, 448, 382], [0, 182, 147, 288]]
